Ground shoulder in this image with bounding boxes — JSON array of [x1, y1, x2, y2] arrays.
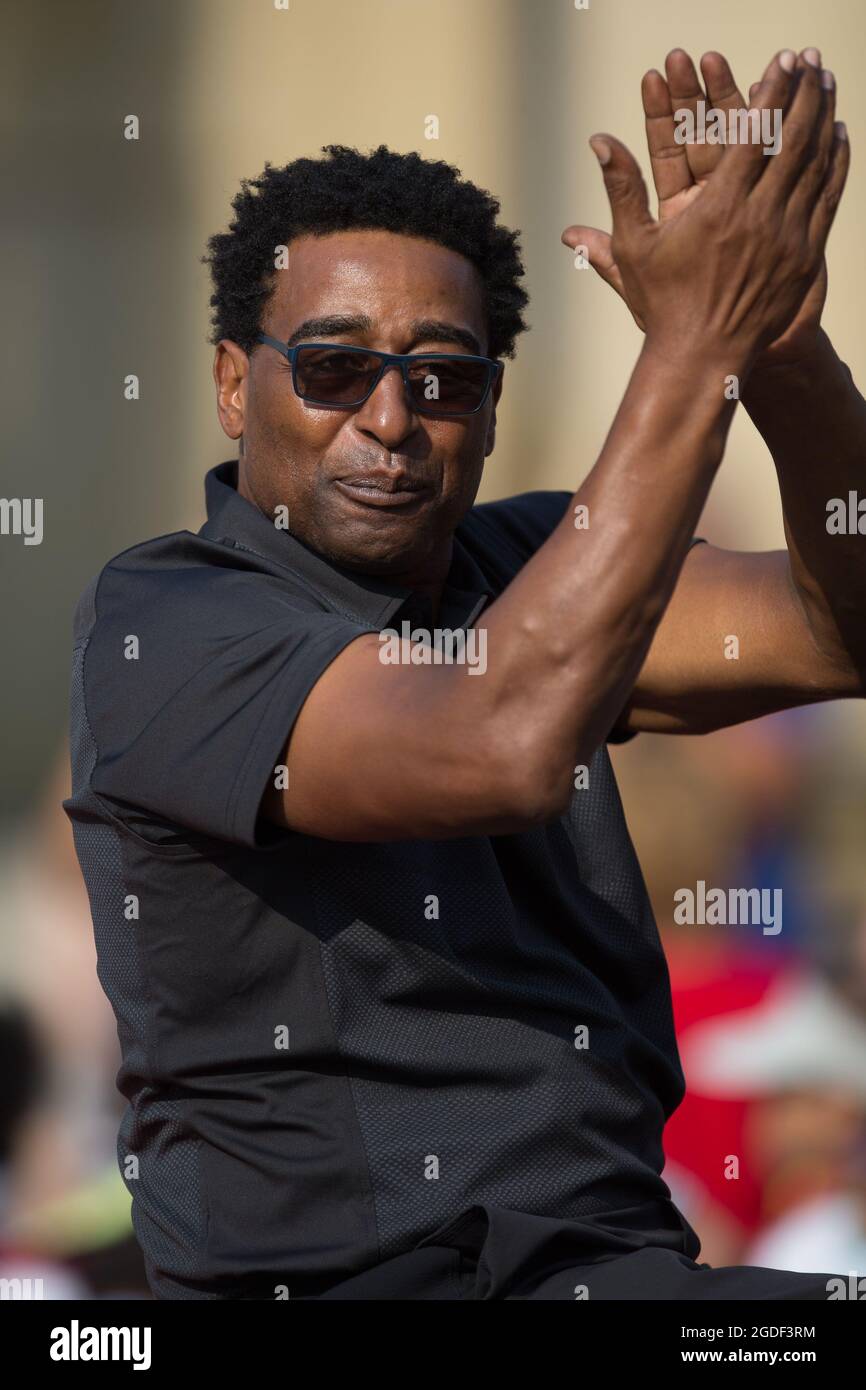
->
[[68, 528, 374, 849], [457, 490, 573, 580], [70, 527, 345, 748], [72, 527, 325, 648], [71, 529, 210, 636]]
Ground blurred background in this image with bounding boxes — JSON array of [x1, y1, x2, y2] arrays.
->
[[2, 0, 866, 1297]]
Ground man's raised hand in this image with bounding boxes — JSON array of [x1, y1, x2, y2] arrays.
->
[[562, 49, 849, 369]]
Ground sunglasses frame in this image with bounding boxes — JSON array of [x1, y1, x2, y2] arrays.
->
[[256, 333, 502, 416]]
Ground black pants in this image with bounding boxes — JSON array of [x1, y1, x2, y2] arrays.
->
[[318, 1243, 841, 1301]]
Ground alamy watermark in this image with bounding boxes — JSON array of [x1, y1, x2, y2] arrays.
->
[[50, 1320, 151, 1369], [674, 101, 782, 157], [378, 622, 487, 675], [673, 879, 782, 935], [0, 497, 43, 545]]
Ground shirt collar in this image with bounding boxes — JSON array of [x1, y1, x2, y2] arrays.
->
[[200, 459, 493, 630]]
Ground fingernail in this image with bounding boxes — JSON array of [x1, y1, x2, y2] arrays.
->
[[803, 47, 821, 68], [822, 69, 835, 90], [836, 121, 848, 140], [779, 50, 796, 72], [590, 137, 612, 166]]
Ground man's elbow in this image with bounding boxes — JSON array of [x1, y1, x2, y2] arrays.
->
[[481, 726, 575, 830]]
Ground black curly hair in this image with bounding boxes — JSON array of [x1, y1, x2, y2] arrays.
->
[[201, 144, 530, 362]]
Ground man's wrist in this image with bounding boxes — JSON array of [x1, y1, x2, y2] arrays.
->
[[639, 333, 754, 437], [641, 331, 756, 384], [743, 328, 839, 404]]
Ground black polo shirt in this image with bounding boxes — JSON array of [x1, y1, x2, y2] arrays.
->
[[64, 459, 704, 1300]]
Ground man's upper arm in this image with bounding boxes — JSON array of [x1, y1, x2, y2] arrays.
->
[[612, 540, 860, 736], [259, 630, 537, 842]]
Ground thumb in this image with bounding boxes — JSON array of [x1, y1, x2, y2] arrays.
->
[[588, 134, 652, 238]]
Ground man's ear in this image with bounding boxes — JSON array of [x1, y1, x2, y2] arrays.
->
[[213, 339, 250, 441], [484, 364, 504, 458]]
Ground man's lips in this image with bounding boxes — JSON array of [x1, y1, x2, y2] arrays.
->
[[334, 476, 429, 509]]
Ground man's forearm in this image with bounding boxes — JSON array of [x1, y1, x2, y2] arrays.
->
[[743, 329, 866, 687], [480, 339, 742, 804]]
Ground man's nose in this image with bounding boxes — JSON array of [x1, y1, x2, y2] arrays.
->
[[352, 362, 417, 443]]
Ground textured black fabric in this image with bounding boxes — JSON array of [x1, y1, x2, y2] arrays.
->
[[314, 1219, 844, 1301], [69, 639, 209, 1285], [64, 459, 707, 1300]]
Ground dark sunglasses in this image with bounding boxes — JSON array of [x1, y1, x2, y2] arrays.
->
[[256, 333, 502, 416]]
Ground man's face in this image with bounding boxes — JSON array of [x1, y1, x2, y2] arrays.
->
[[214, 229, 503, 584]]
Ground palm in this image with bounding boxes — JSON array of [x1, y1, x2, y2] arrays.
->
[[658, 181, 704, 222]]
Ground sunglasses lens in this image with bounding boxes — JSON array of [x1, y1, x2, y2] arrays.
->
[[293, 346, 493, 413], [295, 347, 381, 404], [406, 357, 491, 414]]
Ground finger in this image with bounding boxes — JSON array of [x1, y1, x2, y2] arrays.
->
[[809, 122, 850, 256], [698, 50, 748, 174], [789, 67, 837, 215], [759, 49, 827, 198], [664, 48, 715, 180], [564, 227, 628, 300], [700, 50, 747, 112], [561, 223, 612, 265], [719, 49, 798, 192], [642, 67, 694, 204], [587, 134, 653, 239]]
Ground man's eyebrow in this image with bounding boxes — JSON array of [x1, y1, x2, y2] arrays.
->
[[408, 320, 483, 356], [285, 314, 372, 349], [284, 314, 484, 356]]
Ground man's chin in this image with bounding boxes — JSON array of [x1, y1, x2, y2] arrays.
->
[[327, 539, 428, 577], [307, 522, 430, 577], [310, 495, 440, 573]]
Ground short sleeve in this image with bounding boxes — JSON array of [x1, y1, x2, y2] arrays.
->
[[81, 558, 375, 849], [606, 535, 707, 745]]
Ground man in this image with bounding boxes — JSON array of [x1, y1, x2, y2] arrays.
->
[[65, 47, 862, 1300]]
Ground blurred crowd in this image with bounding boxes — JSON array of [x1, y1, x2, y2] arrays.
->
[[615, 701, 866, 1277], [1, 699, 865, 1298]]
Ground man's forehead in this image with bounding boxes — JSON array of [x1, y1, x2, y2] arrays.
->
[[269, 229, 485, 331]]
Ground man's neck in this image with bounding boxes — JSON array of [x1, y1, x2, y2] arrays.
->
[[351, 542, 451, 627]]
